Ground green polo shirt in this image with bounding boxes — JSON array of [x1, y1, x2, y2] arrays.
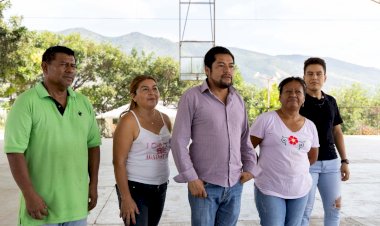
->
[[4, 82, 101, 225]]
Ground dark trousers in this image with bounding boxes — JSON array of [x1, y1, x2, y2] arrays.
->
[[115, 180, 168, 226]]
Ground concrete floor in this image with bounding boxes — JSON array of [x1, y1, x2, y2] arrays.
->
[[1, 134, 380, 226]]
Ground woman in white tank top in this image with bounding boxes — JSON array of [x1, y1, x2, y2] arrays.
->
[[113, 75, 172, 226]]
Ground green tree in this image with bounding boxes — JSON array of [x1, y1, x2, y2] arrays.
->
[[78, 46, 139, 113], [232, 68, 281, 122], [370, 88, 380, 134], [82, 49, 197, 113], [1, 29, 134, 113], [0, 0, 38, 100], [330, 83, 371, 134], [371, 87, 380, 107], [148, 56, 190, 105]]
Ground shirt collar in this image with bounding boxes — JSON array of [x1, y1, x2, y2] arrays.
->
[[200, 80, 210, 93], [35, 82, 76, 99], [306, 90, 326, 100]]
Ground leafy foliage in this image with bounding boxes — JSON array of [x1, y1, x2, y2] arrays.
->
[[0, 1, 39, 100], [234, 68, 280, 123], [1, 1, 379, 134], [331, 83, 379, 135], [0, 10, 189, 113]]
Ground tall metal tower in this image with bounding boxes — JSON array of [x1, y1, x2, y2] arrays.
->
[[179, 0, 215, 80]]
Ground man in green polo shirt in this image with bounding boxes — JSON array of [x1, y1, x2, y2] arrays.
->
[[4, 46, 101, 226]]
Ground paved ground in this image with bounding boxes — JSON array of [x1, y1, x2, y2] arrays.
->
[[1, 133, 380, 225]]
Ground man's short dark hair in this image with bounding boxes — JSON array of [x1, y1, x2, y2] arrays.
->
[[42, 46, 75, 63], [304, 57, 326, 75], [204, 46, 235, 70]]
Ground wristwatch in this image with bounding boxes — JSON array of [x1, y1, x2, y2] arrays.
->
[[341, 159, 349, 164]]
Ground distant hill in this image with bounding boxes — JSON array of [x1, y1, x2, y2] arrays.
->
[[59, 28, 380, 91]]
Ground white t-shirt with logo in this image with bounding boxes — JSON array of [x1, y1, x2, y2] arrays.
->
[[250, 111, 319, 199]]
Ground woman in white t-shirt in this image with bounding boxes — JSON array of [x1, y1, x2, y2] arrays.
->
[[250, 77, 319, 226], [113, 75, 172, 226]]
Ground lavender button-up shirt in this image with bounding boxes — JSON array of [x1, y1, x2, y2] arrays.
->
[[171, 80, 260, 187]]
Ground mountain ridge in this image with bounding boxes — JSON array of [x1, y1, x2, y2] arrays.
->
[[58, 27, 380, 91]]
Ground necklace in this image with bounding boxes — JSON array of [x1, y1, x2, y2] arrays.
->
[[136, 109, 157, 125], [150, 110, 156, 125]]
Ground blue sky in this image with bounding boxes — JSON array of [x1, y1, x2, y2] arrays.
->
[[4, 0, 380, 69]]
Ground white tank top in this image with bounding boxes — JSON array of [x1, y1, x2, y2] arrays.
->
[[126, 110, 171, 185]]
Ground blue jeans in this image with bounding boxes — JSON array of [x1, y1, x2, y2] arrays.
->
[[115, 181, 168, 226], [254, 186, 308, 226], [42, 218, 87, 226], [301, 159, 341, 226], [188, 182, 243, 226]]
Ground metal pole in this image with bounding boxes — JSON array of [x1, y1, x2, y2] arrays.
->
[[267, 79, 270, 111], [179, 0, 181, 72], [213, 0, 215, 46]]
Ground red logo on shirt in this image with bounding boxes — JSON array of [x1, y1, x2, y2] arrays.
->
[[288, 136, 298, 145], [281, 136, 305, 150]]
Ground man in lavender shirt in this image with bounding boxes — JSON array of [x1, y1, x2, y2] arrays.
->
[[171, 46, 261, 226]]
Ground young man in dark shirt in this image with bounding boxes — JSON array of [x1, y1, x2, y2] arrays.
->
[[300, 57, 350, 226]]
